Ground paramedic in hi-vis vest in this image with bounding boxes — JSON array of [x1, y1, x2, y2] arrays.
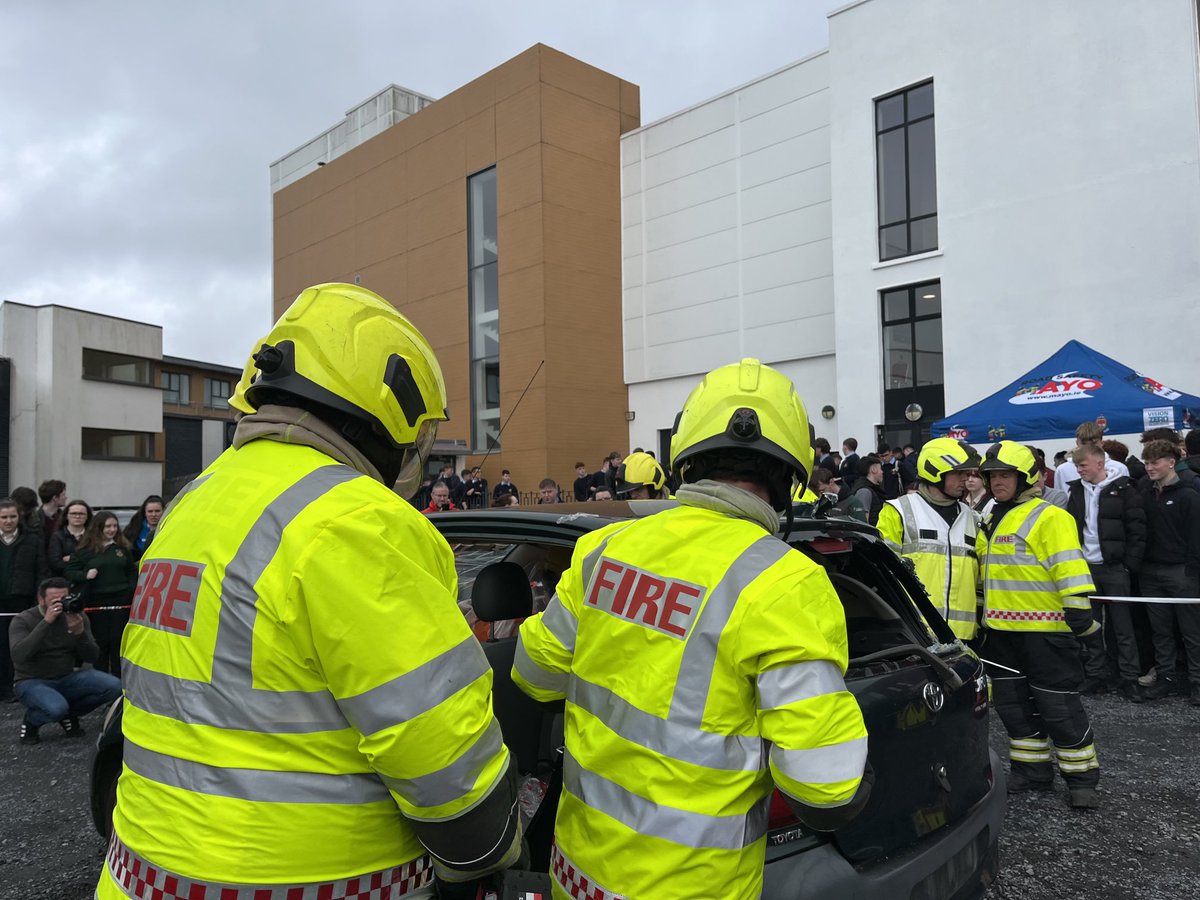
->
[[514, 358, 872, 900], [977, 440, 1101, 810], [97, 284, 521, 900], [877, 437, 983, 640]]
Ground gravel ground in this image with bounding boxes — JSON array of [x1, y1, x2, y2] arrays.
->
[[0, 691, 1196, 899]]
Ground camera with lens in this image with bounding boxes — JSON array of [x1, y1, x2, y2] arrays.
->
[[63, 591, 87, 614]]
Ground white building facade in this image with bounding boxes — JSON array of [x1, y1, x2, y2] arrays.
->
[[623, 0, 1200, 460], [0, 303, 163, 507]]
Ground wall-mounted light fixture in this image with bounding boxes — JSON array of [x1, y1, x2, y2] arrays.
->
[[625, 411, 636, 422], [905, 402, 924, 422], [821, 405, 836, 420]]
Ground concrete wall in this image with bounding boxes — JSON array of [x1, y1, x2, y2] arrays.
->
[[273, 45, 639, 497], [621, 51, 838, 447], [0, 303, 163, 506], [828, 0, 1200, 447]]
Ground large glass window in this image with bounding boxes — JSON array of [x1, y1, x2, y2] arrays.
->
[[204, 378, 231, 409], [81, 428, 154, 460], [468, 167, 500, 451], [160, 371, 191, 405], [82, 348, 152, 385], [876, 81, 937, 261], [881, 282, 943, 389]]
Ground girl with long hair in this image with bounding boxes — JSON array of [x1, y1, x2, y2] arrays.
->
[[66, 510, 136, 676]]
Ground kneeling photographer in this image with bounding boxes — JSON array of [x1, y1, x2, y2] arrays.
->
[[9, 577, 121, 744]]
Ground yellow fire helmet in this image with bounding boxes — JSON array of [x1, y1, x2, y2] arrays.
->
[[978, 440, 1040, 488], [613, 452, 667, 499], [917, 437, 982, 485], [670, 358, 813, 511], [239, 283, 448, 497], [228, 341, 265, 416]]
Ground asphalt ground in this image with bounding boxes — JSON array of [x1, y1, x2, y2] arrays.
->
[[0, 689, 1197, 899]]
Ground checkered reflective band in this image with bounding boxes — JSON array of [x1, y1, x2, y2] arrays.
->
[[106, 832, 433, 899], [985, 609, 1065, 622], [550, 844, 627, 900]]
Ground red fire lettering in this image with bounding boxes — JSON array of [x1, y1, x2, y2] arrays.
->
[[659, 582, 703, 637], [625, 573, 666, 626], [161, 564, 201, 632], [587, 560, 623, 607], [611, 566, 638, 616], [134, 562, 171, 625]]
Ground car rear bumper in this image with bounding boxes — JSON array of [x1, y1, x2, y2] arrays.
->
[[763, 749, 1005, 900]]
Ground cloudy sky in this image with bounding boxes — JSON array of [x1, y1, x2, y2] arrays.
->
[[0, 1, 835, 366]]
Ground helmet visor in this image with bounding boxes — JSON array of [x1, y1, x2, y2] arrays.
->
[[394, 419, 439, 499]]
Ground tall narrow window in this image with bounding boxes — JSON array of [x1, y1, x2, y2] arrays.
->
[[876, 81, 937, 261], [468, 167, 500, 450], [880, 281, 944, 448]]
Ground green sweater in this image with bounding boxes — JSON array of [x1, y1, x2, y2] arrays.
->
[[65, 542, 137, 601], [9, 606, 100, 682]]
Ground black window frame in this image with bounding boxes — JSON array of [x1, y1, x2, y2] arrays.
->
[[81, 427, 156, 462], [203, 377, 231, 409], [81, 348, 155, 387], [880, 281, 943, 391], [160, 370, 190, 405], [467, 165, 500, 453], [875, 80, 938, 261]]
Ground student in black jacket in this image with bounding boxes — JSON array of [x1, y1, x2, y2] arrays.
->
[[0, 499, 48, 701], [1064, 444, 1147, 698], [1138, 440, 1200, 703]]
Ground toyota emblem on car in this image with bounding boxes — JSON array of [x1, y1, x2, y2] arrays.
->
[[924, 682, 946, 713]]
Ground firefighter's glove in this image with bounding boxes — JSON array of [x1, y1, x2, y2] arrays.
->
[[1064, 604, 1100, 639]]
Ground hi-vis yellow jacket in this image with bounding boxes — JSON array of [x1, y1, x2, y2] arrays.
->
[[977, 498, 1096, 633], [97, 439, 509, 898], [514, 502, 868, 900], [878, 495, 981, 640]]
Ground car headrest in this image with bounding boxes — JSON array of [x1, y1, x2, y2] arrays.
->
[[471, 561, 534, 623]]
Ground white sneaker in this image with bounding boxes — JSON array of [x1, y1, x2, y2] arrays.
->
[[1138, 666, 1157, 687]]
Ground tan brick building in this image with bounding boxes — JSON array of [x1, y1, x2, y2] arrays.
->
[[271, 45, 639, 500]]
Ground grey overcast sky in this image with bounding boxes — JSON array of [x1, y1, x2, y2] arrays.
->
[[0, 1, 835, 366]]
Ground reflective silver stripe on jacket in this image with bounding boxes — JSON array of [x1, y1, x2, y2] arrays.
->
[[668, 536, 791, 725], [755, 659, 847, 711], [106, 830, 433, 900], [569, 675, 763, 771], [563, 750, 769, 850], [540, 598, 579, 652], [123, 465, 362, 733], [377, 718, 505, 812], [123, 738, 392, 805], [339, 637, 491, 736], [513, 639, 569, 694], [769, 737, 869, 792]]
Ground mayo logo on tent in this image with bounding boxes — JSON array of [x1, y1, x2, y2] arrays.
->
[[1137, 376, 1181, 401], [948, 425, 969, 439], [1009, 371, 1103, 405]]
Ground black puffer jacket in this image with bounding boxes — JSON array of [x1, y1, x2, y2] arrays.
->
[[1065, 475, 1146, 571], [0, 527, 48, 612]]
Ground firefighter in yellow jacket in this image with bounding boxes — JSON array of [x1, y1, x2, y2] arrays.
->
[[514, 359, 872, 900], [97, 284, 521, 900], [976, 441, 1101, 810], [877, 438, 983, 640]]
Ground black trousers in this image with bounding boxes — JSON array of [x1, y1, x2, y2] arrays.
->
[[1141, 563, 1200, 683], [984, 629, 1099, 789], [0, 614, 13, 696], [1085, 562, 1142, 682], [90, 606, 131, 677]]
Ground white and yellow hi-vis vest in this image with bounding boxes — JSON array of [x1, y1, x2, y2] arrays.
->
[[977, 499, 1096, 633], [514, 502, 869, 900], [877, 495, 981, 640], [97, 439, 509, 899]]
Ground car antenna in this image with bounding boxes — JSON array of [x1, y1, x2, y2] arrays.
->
[[476, 358, 544, 471]]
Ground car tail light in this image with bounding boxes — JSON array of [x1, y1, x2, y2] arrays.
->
[[768, 789, 800, 830]]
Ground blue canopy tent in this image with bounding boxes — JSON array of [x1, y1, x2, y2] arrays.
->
[[931, 340, 1200, 443]]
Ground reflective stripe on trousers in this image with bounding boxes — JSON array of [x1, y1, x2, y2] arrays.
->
[[105, 831, 433, 900]]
